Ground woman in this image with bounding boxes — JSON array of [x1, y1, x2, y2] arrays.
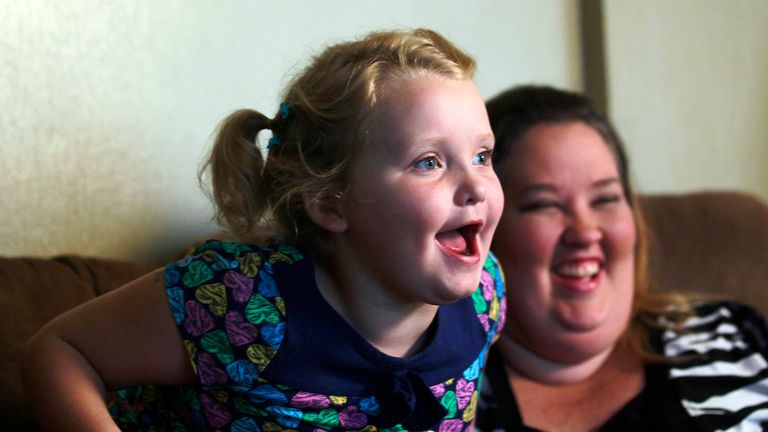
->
[[476, 85, 768, 431]]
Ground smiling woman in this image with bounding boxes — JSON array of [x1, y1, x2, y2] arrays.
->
[[476, 85, 768, 432]]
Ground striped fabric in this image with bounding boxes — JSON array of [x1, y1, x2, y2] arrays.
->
[[663, 302, 768, 431]]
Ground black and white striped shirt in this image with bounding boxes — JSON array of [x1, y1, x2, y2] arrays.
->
[[664, 301, 768, 431], [476, 301, 768, 431]]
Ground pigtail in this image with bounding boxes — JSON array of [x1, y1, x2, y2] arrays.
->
[[198, 28, 476, 259], [200, 109, 272, 240]]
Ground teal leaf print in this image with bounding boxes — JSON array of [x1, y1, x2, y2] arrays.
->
[[201, 330, 235, 364], [246, 295, 282, 325], [182, 261, 214, 287]]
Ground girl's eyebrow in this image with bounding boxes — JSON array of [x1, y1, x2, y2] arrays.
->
[[478, 133, 495, 145]]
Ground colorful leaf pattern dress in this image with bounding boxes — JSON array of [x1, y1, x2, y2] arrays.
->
[[110, 240, 505, 431]]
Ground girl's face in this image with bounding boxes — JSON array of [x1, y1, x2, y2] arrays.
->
[[335, 75, 503, 306], [494, 121, 636, 364]]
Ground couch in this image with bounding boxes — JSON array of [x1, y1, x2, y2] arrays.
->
[[2, 191, 767, 430]]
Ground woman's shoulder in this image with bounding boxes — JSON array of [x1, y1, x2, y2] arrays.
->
[[661, 300, 768, 430], [661, 300, 768, 351], [677, 300, 767, 337]]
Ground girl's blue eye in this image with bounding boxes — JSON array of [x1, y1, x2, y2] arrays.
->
[[473, 150, 492, 166], [414, 156, 441, 170]]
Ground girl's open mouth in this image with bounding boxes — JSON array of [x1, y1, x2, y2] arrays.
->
[[436, 223, 481, 258]]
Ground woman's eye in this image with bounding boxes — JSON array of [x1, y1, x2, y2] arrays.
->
[[519, 201, 560, 212], [472, 150, 492, 166], [593, 194, 622, 206], [414, 156, 442, 170]]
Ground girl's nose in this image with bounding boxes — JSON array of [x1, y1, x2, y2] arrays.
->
[[456, 171, 487, 206], [561, 212, 603, 246]]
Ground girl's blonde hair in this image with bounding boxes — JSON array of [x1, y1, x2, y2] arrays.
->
[[486, 85, 694, 361], [200, 28, 475, 259]]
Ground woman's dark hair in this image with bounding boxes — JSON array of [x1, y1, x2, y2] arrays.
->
[[486, 85, 631, 198]]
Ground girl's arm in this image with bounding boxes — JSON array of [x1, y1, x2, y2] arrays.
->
[[22, 268, 195, 431]]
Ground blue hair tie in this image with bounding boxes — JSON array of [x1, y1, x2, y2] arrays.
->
[[268, 102, 291, 151], [279, 102, 291, 119], [267, 135, 281, 150]]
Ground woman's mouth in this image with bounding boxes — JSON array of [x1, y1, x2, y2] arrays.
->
[[551, 259, 602, 292], [436, 223, 481, 261]]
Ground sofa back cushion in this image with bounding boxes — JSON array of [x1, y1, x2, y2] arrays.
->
[[641, 191, 768, 316], [0, 256, 148, 431]]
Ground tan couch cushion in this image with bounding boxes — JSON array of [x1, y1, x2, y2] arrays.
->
[[0, 256, 149, 431], [641, 191, 768, 316]]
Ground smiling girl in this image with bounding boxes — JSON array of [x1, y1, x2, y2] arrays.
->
[[22, 29, 504, 431]]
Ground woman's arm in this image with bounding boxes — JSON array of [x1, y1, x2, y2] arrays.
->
[[22, 268, 195, 431]]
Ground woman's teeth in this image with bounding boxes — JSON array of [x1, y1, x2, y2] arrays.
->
[[555, 261, 600, 278]]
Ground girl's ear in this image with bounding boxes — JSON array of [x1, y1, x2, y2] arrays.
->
[[304, 190, 348, 233]]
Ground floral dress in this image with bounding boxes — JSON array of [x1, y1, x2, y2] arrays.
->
[[110, 240, 505, 431]]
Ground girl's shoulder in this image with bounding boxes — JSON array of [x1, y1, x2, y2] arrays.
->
[[162, 240, 308, 373], [477, 251, 506, 337], [164, 239, 305, 286]]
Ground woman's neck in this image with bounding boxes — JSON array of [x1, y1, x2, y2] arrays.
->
[[314, 262, 438, 358], [496, 335, 614, 385], [499, 337, 645, 432]]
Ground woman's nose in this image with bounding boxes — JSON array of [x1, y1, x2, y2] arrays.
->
[[561, 211, 603, 246]]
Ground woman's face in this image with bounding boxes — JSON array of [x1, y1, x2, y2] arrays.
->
[[493, 121, 636, 364]]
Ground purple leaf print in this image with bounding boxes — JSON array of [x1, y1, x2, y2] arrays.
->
[[224, 270, 253, 303], [198, 352, 228, 386], [200, 393, 231, 429], [184, 300, 215, 336], [225, 311, 259, 346], [455, 379, 475, 410]]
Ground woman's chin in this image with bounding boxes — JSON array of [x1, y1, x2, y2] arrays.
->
[[534, 324, 621, 365], [501, 334, 616, 385], [553, 301, 610, 332]]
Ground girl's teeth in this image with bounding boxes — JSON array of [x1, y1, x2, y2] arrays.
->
[[556, 262, 600, 278]]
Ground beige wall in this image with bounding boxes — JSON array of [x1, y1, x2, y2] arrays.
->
[[604, 0, 768, 202], [1, 1, 581, 263]]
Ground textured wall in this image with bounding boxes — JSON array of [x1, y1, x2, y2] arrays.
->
[[0, 1, 581, 264], [605, 0, 768, 202]]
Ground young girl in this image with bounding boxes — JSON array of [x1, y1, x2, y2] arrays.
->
[[23, 28, 505, 431]]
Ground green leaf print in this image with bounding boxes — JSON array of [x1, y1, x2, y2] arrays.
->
[[471, 289, 488, 314], [302, 408, 340, 429], [201, 330, 235, 364], [246, 295, 282, 325], [233, 397, 268, 417], [182, 261, 214, 287], [440, 390, 457, 418]]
